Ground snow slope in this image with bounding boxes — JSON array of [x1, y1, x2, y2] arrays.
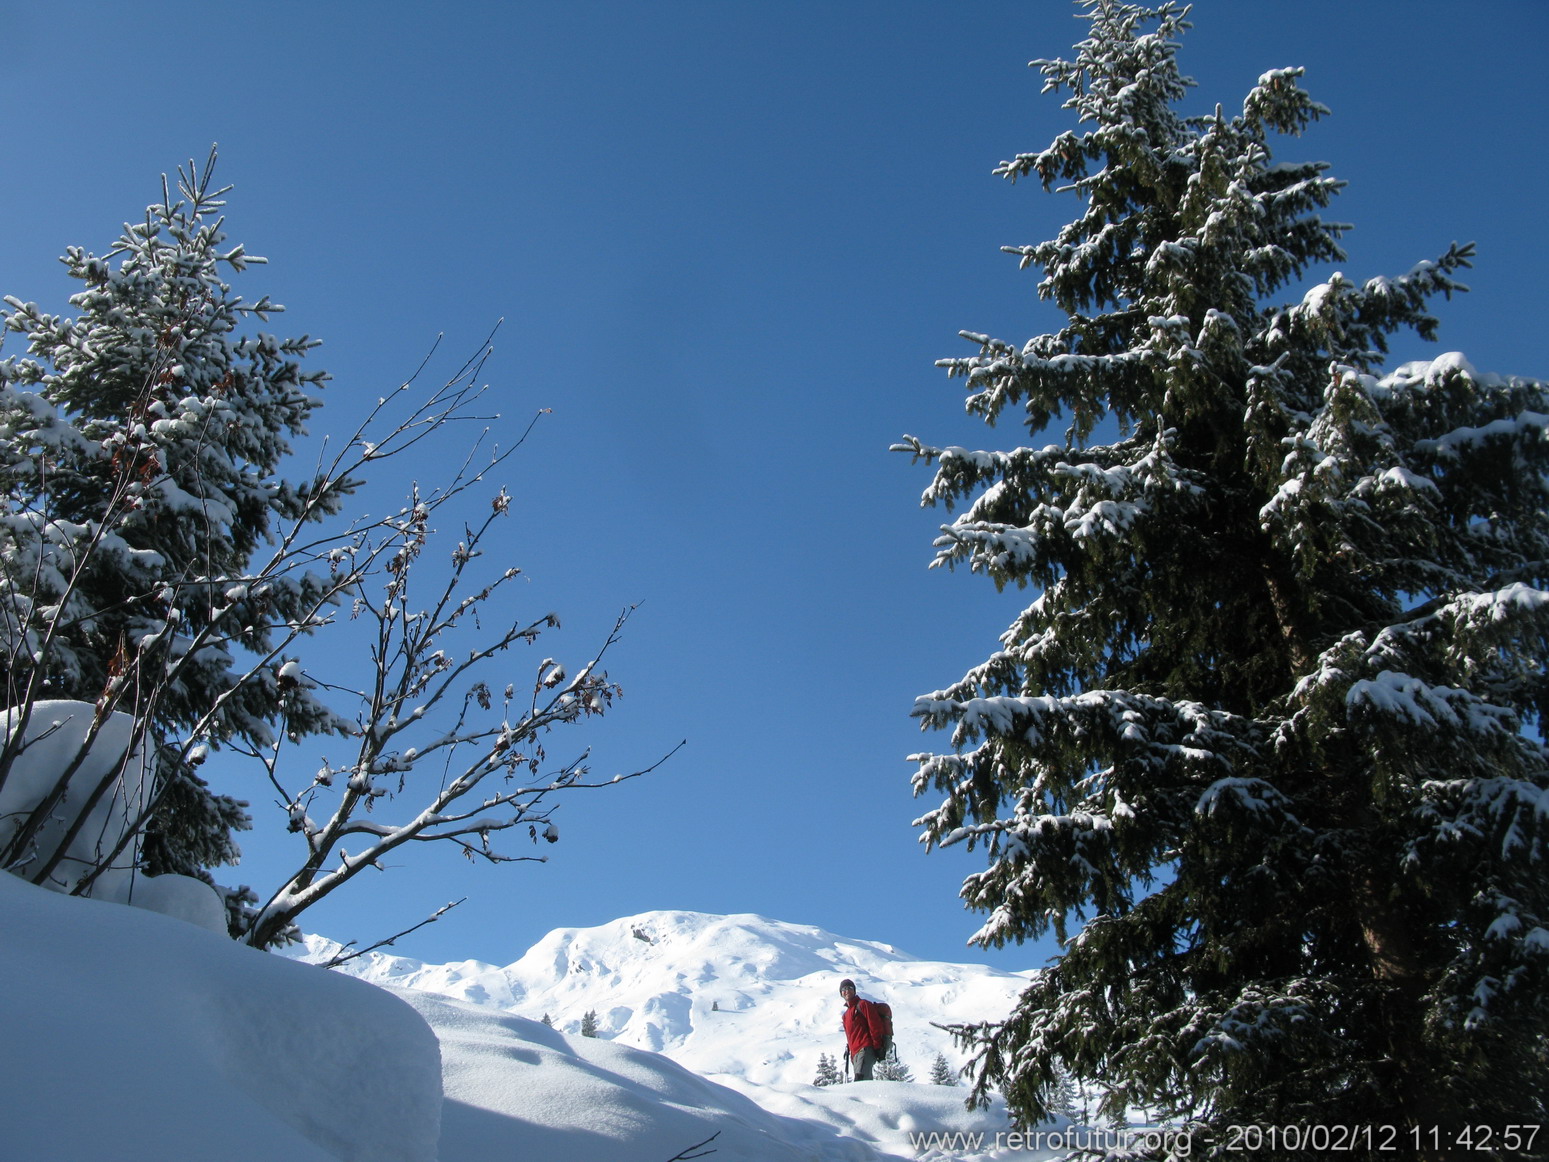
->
[[0, 870, 443, 1162], [406, 981, 1049, 1161], [295, 909, 1035, 1089], [399, 989, 885, 1160], [0, 876, 1053, 1161]]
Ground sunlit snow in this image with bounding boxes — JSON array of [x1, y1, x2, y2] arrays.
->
[[0, 878, 1067, 1161]]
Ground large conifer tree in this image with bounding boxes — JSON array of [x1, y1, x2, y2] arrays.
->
[[898, 2, 1549, 1150], [0, 151, 346, 922]]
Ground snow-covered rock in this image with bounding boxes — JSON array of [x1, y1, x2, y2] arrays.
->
[[0, 701, 155, 898], [0, 699, 227, 933]]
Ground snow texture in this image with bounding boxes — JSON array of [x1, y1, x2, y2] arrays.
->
[[294, 910, 1042, 1159], [398, 988, 885, 1161], [0, 871, 443, 1162], [0, 702, 155, 893]]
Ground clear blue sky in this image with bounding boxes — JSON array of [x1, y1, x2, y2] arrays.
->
[[6, 2, 1546, 973]]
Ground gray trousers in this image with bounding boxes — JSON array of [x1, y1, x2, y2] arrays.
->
[[851, 1046, 879, 1080]]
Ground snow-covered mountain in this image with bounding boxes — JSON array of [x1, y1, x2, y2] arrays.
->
[[295, 910, 1035, 1087]]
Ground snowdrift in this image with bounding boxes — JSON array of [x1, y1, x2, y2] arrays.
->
[[0, 701, 229, 932], [0, 870, 442, 1162]]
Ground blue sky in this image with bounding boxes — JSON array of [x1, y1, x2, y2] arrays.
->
[[6, 1, 1547, 974]]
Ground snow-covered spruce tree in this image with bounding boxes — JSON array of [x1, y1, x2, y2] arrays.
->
[[814, 1052, 843, 1087], [873, 1045, 915, 1083], [928, 1052, 959, 1087], [897, 1, 1549, 1150], [0, 149, 346, 924], [1048, 1065, 1080, 1124], [580, 1009, 600, 1038]]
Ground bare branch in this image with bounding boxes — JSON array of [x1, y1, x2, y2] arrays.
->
[[315, 898, 467, 969], [664, 1132, 720, 1161]]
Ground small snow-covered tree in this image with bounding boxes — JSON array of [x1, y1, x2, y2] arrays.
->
[[235, 444, 680, 950], [541, 1012, 554, 1027], [1048, 1063, 1082, 1124], [873, 1045, 914, 1083], [0, 149, 344, 924], [899, 0, 1549, 1149], [580, 1009, 600, 1038], [928, 1052, 958, 1087], [814, 1052, 842, 1087]]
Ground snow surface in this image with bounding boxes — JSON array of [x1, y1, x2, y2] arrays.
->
[[0, 701, 156, 896], [0, 870, 442, 1162], [397, 989, 884, 1160], [292, 909, 1048, 1158], [1, 877, 1067, 1161]]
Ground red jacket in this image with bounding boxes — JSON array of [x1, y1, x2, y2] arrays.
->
[[842, 996, 888, 1055]]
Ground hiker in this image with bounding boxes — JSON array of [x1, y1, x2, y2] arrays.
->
[[839, 978, 890, 1080]]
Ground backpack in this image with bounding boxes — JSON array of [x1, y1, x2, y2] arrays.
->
[[872, 1000, 893, 1056]]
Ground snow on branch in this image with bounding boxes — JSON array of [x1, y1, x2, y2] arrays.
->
[[2, 316, 677, 946], [239, 445, 683, 947]]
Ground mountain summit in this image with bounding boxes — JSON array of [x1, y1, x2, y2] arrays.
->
[[298, 910, 1033, 1086]]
